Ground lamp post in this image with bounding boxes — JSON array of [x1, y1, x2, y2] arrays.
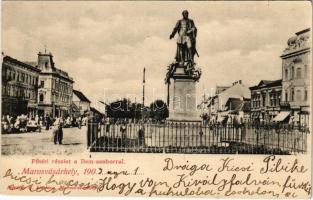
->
[[142, 67, 145, 121]]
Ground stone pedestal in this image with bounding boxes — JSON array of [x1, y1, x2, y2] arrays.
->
[[168, 66, 200, 121]]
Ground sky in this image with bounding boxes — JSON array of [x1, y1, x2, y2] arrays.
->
[[2, 1, 312, 110]]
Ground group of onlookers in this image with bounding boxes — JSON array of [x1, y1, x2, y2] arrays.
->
[[1, 114, 89, 134], [2, 114, 30, 133]]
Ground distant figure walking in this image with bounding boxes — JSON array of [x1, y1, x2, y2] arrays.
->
[[45, 114, 51, 130]]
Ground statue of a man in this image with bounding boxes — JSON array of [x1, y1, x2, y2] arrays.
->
[[170, 10, 198, 63]]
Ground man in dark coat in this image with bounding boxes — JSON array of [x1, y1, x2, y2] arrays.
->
[[45, 114, 51, 130]]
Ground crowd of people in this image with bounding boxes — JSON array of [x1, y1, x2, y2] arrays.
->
[[1, 114, 89, 134]]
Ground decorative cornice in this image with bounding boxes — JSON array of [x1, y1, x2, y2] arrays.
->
[[281, 47, 310, 59]]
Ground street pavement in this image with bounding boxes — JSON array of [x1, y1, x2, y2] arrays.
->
[[1, 126, 87, 156]]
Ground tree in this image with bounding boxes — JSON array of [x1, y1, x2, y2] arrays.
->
[[106, 98, 146, 120], [149, 100, 169, 121], [106, 98, 130, 119]]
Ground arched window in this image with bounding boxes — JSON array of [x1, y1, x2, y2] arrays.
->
[[285, 92, 288, 101], [291, 88, 295, 101], [39, 94, 44, 102], [291, 66, 295, 79], [296, 68, 302, 78], [285, 69, 288, 80]]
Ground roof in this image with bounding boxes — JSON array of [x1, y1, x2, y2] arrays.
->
[[23, 61, 38, 67], [215, 85, 231, 95], [295, 28, 310, 36], [3, 56, 41, 72], [90, 107, 105, 116], [206, 95, 217, 107], [225, 98, 242, 111], [265, 79, 282, 87], [73, 90, 91, 103], [249, 79, 282, 90], [55, 68, 73, 82], [225, 98, 250, 113]]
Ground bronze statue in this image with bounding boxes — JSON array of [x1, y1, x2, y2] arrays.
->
[[170, 10, 198, 63], [165, 10, 201, 84]]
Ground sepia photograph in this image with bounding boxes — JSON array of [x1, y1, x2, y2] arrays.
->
[[0, 1, 311, 198]]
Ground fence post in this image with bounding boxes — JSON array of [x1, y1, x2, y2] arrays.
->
[[277, 125, 281, 150], [87, 117, 99, 149], [241, 123, 245, 142], [199, 130, 203, 147], [87, 118, 92, 148], [256, 123, 259, 147]]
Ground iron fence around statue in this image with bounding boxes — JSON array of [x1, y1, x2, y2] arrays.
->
[[87, 121, 309, 154]]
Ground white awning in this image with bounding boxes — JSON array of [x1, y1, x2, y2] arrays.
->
[[272, 111, 290, 122]]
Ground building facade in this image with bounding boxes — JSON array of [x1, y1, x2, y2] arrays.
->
[[281, 28, 311, 125], [225, 97, 251, 123], [36, 52, 74, 117], [73, 90, 91, 116], [250, 80, 282, 122], [205, 80, 251, 122], [2, 55, 40, 117]]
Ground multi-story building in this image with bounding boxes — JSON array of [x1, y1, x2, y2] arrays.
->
[[249, 79, 282, 122], [2, 55, 40, 117], [281, 28, 311, 125], [205, 80, 251, 122], [36, 51, 74, 117], [73, 90, 91, 116]]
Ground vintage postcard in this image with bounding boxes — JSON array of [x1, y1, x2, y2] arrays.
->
[[0, 1, 312, 199]]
